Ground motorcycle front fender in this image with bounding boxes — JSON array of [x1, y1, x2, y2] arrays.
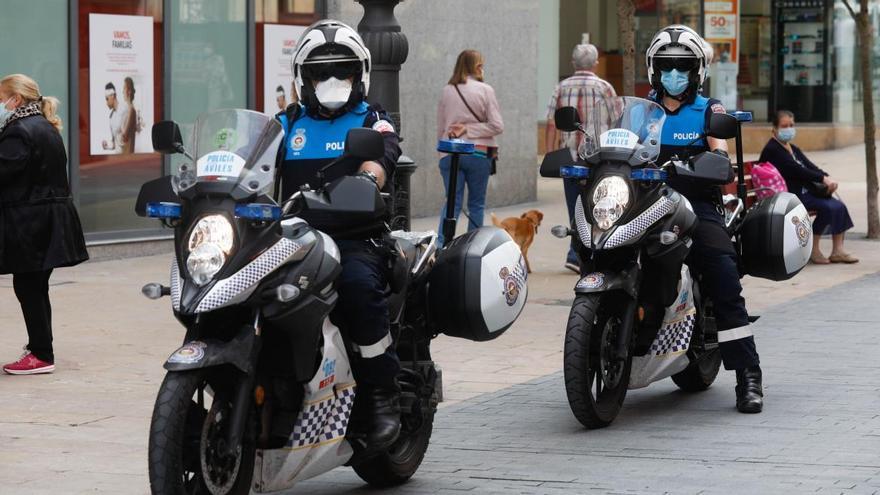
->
[[163, 324, 256, 374], [574, 265, 639, 299]]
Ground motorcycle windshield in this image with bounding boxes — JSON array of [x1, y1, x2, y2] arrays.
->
[[174, 109, 283, 196], [582, 97, 666, 166]]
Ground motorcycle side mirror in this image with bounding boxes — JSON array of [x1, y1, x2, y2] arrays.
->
[[344, 128, 385, 162], [706, 113, 738, 140], [152, 120, 185, 154], [550, 225, 572, 238], [554, 106, 582, 132]]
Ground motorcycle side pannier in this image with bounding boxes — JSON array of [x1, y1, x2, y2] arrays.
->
[[740, 192, 811, 281], [428, 227, 527, 341]]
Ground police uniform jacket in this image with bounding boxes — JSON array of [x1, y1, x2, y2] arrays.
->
[[0, 115, 89, 273], [654, 93, 729, 202], [275, 101, 401, 239]]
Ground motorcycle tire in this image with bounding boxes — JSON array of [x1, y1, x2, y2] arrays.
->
[[148, 369, 255, 495], [671, 347, 722, 392], [352, 408, 435, 487], [564, 293, 633, 429]]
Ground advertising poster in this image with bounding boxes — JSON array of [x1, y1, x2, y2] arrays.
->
[[88, 13, 155, 155], [263, 24, 307, 114], [704, 0, 739, 109]]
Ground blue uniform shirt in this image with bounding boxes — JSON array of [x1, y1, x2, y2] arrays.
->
[[654, 94, 727, 201]]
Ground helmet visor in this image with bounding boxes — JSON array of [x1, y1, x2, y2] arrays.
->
[[301, 61, 362, 82], [653, 57, 700, 73]]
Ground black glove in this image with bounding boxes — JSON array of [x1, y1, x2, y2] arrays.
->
[[712, 149, 730, 159], [356, 170, 380, 188]]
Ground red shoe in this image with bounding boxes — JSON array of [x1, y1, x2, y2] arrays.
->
[[3, 352, 55, 375]]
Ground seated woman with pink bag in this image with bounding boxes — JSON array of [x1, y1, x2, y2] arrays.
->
[[758, 110, 857, 265]]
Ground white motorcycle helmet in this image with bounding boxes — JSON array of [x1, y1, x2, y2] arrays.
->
[[646, 25, 710, 97], [292, 20, 371, 114]]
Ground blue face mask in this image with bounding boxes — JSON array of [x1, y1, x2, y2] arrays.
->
[[660, 69, 690, 96], [777, 127, 796, 142]]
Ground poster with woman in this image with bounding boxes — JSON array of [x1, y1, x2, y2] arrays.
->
[[88, 13, 154, 155], [263, 24, 307, 114]]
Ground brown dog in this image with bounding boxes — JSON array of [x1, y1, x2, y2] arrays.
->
[[490, 209, 544, 273]]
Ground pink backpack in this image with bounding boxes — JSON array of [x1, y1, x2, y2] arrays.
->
[[750, 162, 787, 199]]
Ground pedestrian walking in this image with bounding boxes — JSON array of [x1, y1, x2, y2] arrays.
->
[[436, 49, 503, 245], [544, 43, 617, 273], [0, 73, 88, 375]]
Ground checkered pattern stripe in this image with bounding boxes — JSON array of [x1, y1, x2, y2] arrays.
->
[[574, 196, 592, 248], [170, 258, 181, 312], [605, 196, 674, 249], [288, 386, 356, 449], [650, 313, 696, 355], [195, 238, 301, 313]]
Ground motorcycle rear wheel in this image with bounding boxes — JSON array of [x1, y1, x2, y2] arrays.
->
[[564, 293, 633, 429], [148, 369, 255, 495], [352, 407, 435, 487], [671, 346, 722, 392]]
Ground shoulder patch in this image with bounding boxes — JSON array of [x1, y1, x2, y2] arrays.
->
[[711, 103, 726, 114], [372, 120, 395, 134]]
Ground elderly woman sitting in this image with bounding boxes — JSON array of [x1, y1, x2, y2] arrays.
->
[[758, 110, 857, 264]]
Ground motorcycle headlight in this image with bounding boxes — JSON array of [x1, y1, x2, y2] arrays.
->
[[592, 176, 631, 231], [186, 214, 235, 285]]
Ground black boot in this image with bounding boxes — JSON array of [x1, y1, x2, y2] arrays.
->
[[735, 365, 763, 413], [364, 386, 401, 449]]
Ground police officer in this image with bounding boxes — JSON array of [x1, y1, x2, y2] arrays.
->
[[646, 25, 763, 413], [277, 20, 403, 446]]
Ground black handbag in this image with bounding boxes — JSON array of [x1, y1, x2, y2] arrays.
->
[[807, 180, 832, 198], [453, 84, 499, 175]]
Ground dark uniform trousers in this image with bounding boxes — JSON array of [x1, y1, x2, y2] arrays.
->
[[333, 240, 401, 391], [687, 200, 760, 371]]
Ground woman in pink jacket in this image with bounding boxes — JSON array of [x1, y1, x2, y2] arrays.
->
[[436, 49, 504, 244]]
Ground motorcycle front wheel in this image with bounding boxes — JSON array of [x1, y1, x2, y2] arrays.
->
[[563, 293, 633, 429], [148, 369, 255, 495]]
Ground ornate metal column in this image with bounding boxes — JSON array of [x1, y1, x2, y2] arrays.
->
[[355, 0, 416, 230]]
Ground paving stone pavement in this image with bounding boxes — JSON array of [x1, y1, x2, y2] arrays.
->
[[299, 272, 880, 495]]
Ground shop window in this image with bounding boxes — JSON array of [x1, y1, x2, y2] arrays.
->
[[77, 0, 164, 237], [256, 0, 321, 114]]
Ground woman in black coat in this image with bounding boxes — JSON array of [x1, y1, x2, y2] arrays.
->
[[0, 74, 88, 375], [758, 110, 857, 265]]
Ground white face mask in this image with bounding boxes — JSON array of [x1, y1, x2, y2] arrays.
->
[[314, 77, 353, 110]]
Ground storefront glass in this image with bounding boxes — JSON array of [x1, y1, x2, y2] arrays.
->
[[77, 0, 164, 238], [0, 0, 69, 146], [739, 0, 772, 120], [168, 0, 248, 175], [255, 0, 320, 114], [831, 0, 880, 125]]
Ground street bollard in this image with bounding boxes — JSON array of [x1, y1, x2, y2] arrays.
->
[[392, 155, 416, 230], [437, 139, 475, 247]]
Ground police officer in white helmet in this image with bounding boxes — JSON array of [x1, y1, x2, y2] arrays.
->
[[647, 25, 764, 413], [276, 20, 403, 447]]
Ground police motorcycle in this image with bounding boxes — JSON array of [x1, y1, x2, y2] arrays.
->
[[540, 97, 811, 429], [134, 109, 526, 494]]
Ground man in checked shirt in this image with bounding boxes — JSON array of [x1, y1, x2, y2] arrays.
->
[[545, 44, 617, 274]]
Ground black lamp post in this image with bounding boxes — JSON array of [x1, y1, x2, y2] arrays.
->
[[355, 0, 416, 230]]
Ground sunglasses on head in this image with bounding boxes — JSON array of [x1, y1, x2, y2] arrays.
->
[[301, 61, 362, 82], [654, 57, 700, 73]]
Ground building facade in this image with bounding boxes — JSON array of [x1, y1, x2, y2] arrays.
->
[[537, 0, 880, 153], [0, 0, 541, 243]]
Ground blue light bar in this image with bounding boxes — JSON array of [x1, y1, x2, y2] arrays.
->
[[437, 139, 475, 154], [560, 165, 590, 179], [146, 202, 182, 219], [631, 169, 668, 181], [235, 203, 282, 221], [730, 111, 753, 123]]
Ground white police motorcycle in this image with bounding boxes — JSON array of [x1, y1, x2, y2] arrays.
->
[[136, 109, 527, 493], [541, 97, 811, 428]]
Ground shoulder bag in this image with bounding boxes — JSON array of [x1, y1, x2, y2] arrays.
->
[[453, 84, 499, 175]]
